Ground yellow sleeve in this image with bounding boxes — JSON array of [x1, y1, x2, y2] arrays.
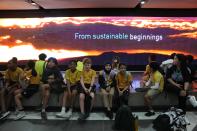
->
[[128, 73, 133, 82], [154, 72, 162, 83], [76, 71, 82, 81], [4, 70, 9, 80], [65, 70, 70, 80]]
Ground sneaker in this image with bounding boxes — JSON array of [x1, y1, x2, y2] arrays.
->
[[78, 113, 86, 121], [56, 111, 67, 118], [0, 111, 10, 120], [145, 111, 155, 117], [65, 109, 72, 118], [14, 111, 26, 120], [108, 111, 113, 120], [41, 112, 47, 120]]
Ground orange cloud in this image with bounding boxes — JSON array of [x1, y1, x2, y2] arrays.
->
[[0, 44, 88, 62], [169, 31, 197, 39], [0, 17, 196, 31]]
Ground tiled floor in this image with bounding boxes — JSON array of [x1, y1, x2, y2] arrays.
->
[[1, 111, 197, 131]]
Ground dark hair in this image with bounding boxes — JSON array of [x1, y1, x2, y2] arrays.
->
[[39, 53, 47, 60], [119, 63, 127, 68], [69, 60, 77, 65], [149, 54, 156, 61], [48, 57, 58, 65], [186, 55, 194, 64], [27, 60, 37, 77], [175, 54, 189, 78], [149, 62, 160, 72], [170, 53, 176, 59], [83, 58, 92, 64], [112, 56, 120, 63]]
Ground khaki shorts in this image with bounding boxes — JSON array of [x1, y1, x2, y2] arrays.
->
[[146, 89, 161, 98]]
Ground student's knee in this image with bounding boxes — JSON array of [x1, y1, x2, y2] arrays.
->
[[72, 90, 77, 96], [80, 93, 85, 100], [179, 90, 187, 97], [15, 93, 21, 99], [90, 92, 95, 99], [14, 89, 21, 95]]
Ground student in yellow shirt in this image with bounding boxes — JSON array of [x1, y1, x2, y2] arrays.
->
[[56, 60, 81, 118], [35, 53, 47, 78], [4, 57, 24, 113], [14, 60, 40, 120], [144, 62, 164, 117], [78, 58, 96, 120], [99, 63, 116, 119], [140, 54, 156, 88], [115, 63, 132, 107]]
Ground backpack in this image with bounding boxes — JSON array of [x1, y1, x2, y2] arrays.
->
[[153, 107, 190, 131], [114, 105, 137, 131]]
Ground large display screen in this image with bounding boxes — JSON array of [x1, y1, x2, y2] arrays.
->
[[0, 17, 196, 65]]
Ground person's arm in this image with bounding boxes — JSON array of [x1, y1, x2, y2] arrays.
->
[[98, 72, 105, 89], [150, 82, 160, 89], [89, 71, 96, 92], [122, 73, 132, 92], [80, 75, 87, 91], [184, 82, 190, 91], [167, 78, 182, 88], [145, 78, 151, 87], [115, 75, 121, 93], [166, 67, 182, 88]]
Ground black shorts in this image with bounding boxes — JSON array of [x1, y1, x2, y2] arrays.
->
[[22, 84, 39, 98], [50, 83, 65, 94], [78, 84, 96, 94], [66, 84, 79, 92]]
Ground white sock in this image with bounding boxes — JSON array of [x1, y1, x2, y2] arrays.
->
[[42, 109, 45, 112], [61, 107, 66, 113]]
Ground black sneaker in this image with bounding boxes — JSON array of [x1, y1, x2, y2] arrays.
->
[[108, 111, 113, 120], [145, 111, 155, 117], [41, 112, 47, 120], [78, 113, 85, 121]]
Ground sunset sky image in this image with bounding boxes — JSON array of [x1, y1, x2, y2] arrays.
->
[[0, 17, 196, 64]]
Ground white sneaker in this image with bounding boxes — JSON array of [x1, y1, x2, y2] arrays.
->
[[0, 111, 10, 119], [65, 109, 72, 117], [56, 111, 67, 118], [14, 111, 26, 120]]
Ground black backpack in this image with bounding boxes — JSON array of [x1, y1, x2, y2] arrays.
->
[[153, 114, 172, 131], [114, 105, 135, 131], [153, 107, 188, 131]]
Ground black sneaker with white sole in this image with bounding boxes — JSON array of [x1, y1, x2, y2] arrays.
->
[[145, 111, 155, 117]]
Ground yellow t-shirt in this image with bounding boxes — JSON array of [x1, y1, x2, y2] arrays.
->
[[65, 69, 81, 85], [35, 60, 46, 77], [151, 71, 164, 92], [25, 69, 40, 85], [116, 72, 132, 90], [5, 67, 24, 82], [81, 69, 96, 84], [76, 61, 83, 72]]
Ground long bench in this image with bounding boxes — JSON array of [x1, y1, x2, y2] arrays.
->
[[1, 71, 197, 110]]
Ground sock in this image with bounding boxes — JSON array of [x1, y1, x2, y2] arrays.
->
[[61, 107, 65, 113], [150, 109, 154, 112], [42, 109, 45, 112]]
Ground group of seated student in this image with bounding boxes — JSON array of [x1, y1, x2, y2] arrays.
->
[[0, 53, 196, 121]]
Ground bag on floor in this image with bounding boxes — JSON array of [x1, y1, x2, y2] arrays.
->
[[114, 105, 138, 131], [153, 107, 190, 131]]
